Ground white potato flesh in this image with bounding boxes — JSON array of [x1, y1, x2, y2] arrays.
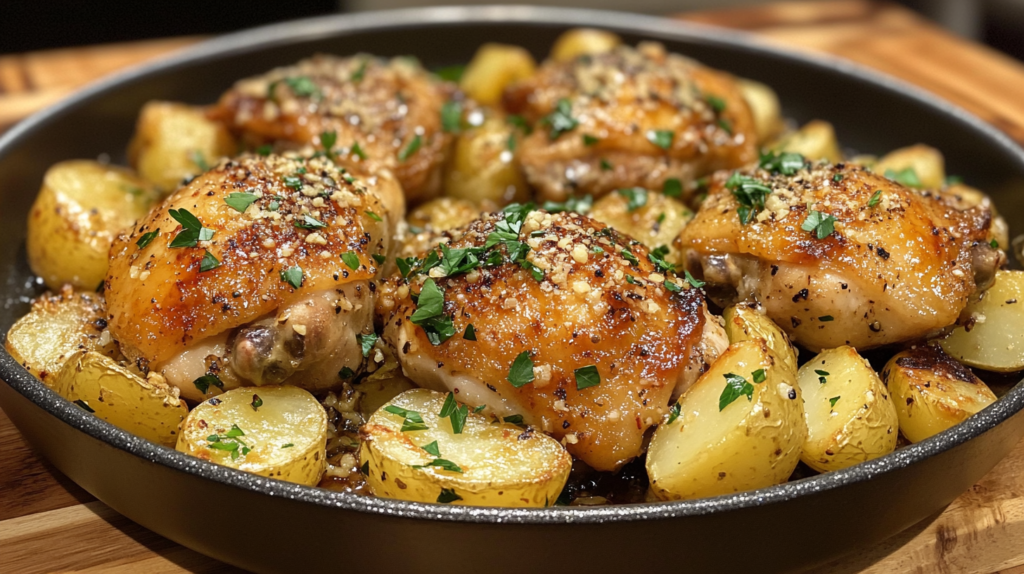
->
[[550, 28, 622, 62], [723, 303, 798, 376], [883, 346, 997, 443], [460, 44, 537, 106], [797, 346, 898, 472], [873, 144, 945, 189], [360, 388, 571, 507], [646, 339, 806, 501], [939, 270, 1024, 372], [177, 386, 327, 485]]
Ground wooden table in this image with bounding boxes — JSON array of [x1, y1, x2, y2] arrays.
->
[[4, 1, 1024, 572]]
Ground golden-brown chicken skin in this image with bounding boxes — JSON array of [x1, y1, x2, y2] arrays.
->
[[105, 153, 400, 400], [376, 208, 715, 471], [503, 42, 757, 202], [679, 158, 1000, 351], [212, 54, 456, 204]]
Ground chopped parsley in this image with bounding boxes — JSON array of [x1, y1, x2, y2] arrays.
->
[[618, 187, 648, 211], [684, 270, 705, 289], [398, 134, 422, 161], [725, 173, 772, 225], [136, 230, 159, 249], [648, 245, 675, 273], [664, 280, 682, 293], [663, 178, 682, 198], [224, 192, 259, 213], [991, 238, 1000, 249], [582, 134, 600, 146], [885, 167, 922, 188], [199, 250, 220, 272], [759, 151, 806, 175], [506, 114, 532, 135], [868, 189, 883, 207], [819, 315, 834, 322], [816, 369, 829, 385], [320, 130, 338, 152], [410, 278, 456, 345], [280, 266, 304, 289], [666, 402, 681, 424], [717, 119, 733, 134], [542, 98, 578, 140], [282, 443, 294, 449], [507, 351, 535, 388], [193, 374, 223, 395], [251, 394, 263, 412], [441, 100, 463, 133], [341, 252, 361, 271], [752, 368, 766, 384], [620, 248, 639, 266], [833, 173, 844, 183], [256, 144, 273, 156], [437, 488, 463, 503], [574, 365, 600, 390], [350, 142, 368, 160], [206, 424, 251, 461], [384, 405, 429, 432], [295, 214, 327, 229], [350, 59, 368, 82], [801, 210, 837, 240], [372, 253, 386, 264], [706, 94, 727, 113], [503, 414, 524, 425], [422, 440, 441, 457], [542, 195, 593, 214], [829, 396, 841, 409], [600, 159, 613, 171], [719, 373, 754, 411], [647, 129, 674, 150], [439, 392, 469, 434], [433, 65, 465, 82], [282, 76, 319, 98], [168, 208, 214, 248], [357, 333, 378, 357], [414, 458, 463, 473]]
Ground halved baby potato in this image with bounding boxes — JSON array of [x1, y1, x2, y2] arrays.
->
[[797, 346, 899, 472], [769, 120, 842, 163], [589, 189, 692, 262], [407, 197, 485, 233], [360, 388, 571, 507], [722, 303, 798, 375], [460, 43, 537, 106], [646, 339, 806, 501], [939, 270, 1024, 372], [549, 28, 622, 62], [27, 160, 160, 290], [53, 351, 187, 447], [883, 345, 997, 443], [177, 385, 328, 485], [5, 287, 120, 385], [873, 144, 944, 189], [443, 112, 530, 207], [737, 78, 783, 143]]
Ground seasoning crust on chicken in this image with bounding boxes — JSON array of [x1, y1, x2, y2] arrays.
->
[[376, 208, 721, 471], [504, 42, 757, 202]]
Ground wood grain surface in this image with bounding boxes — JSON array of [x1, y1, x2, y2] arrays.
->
[[4, 2, 1024, 573]]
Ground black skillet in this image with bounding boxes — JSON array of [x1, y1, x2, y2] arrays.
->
[[2, 6, 1024, 574]]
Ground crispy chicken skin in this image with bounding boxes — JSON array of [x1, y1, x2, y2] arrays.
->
[[212, 54, 456, 204], [376, 209, 719, 471], [503, 42, 757, 202], [105, 154, 401, 400], [679, 160, 1002, 351]]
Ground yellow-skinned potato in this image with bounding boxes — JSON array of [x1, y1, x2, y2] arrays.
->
[[646, 339, 806, 501], [769, 120, 842, 163], [443, 113, 530, 206], [737, 79, 783, 143], [939, 270, 1024, 372], [797, 346, 898, 472], [722, 303, 798, 375], [589, 189, 692, 262], [360, 388, 571, 507], [550, 28, 622, 62], [127, 101, 236, 191], [460, 44, 536, 106], [27, 160, 160, 290], [5, 287, 120, 385], [884, 346, 997, 443], [874, 144, 944, 189], [408, 197, 485, 232], [54, 351, 187, 447], [177, 386, 327, 485]]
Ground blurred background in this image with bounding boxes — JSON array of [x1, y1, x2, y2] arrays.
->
[[2, 0, 1024, 61]]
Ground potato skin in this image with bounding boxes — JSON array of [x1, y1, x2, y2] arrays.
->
[[177, 385, 328, 485], [939, 270, 1024, 372], [460, 44, 537, 106], [737, 79, 783, 143], [722, 303, 798, 375], [646, 339, 806, 500], [5, 287, 120, 385], [27, 160, 160, 290], [797, 346, 898, 472], [443, 113, 531, 207], [768, 120, 842, 162], [360, 389, 571, 507], [550, 28, 622, 62], [883, 345, 997, 443], [873, 144, 944, 189], [54, 351, 188, 447]]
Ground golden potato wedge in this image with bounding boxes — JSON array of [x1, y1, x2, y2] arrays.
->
[[177, 385, 327, 485], [874, 144, 944, 189], [5, 287, 120, 385], [737, 79, 783, 143], [647, 339, 806, 501], [128, 101, 236, 191], [443, 113, 530, 206], [460, 44, 537, 106], [27, 160, 160, 290], [769, 120, 842, 163], [53, 351, 187, 447], [797, 346, 899, 472], [588, 188, 692, 262], [939, 270, 1024, 372], [408, 197, 484, 233], [883, 345, 997, 443], [550, 28, 622, 62], [722, 302, 799, 375], [360, 388, 571, 507]]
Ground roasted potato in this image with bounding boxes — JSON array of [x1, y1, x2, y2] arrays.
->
[[177, 385, 328, 485], [769, 120, 842, 163], [360, 388, 571, 507], [588, 189, 692, 262], [408, 197, 485, 232], [27, 160, 160, 290], [550, 28, 622, 62], [737, 78, 783, 143], [873, 144, 944, 189], [127, 101, 237, 191], [883, 345, 997, 443], [5, 287, 120, 385], [443, 113, 530, 206], [939, 270, 1024, 372], [646, 339, 806, 501], [797, 346, 899, 472], [460, 43, 537, 106], [722, 302, 798, 375], [54, 351, 187, 447]]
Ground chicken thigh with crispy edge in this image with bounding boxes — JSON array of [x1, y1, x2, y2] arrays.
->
[[105, 153, 402, 402], [678, 157, 1002, 351], [375, 207, 726, 472], [212, 54, 457, 204], [503, 41, 757, 202]]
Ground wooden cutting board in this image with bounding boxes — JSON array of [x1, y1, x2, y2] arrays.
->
[[4, 2, 1024, 573]]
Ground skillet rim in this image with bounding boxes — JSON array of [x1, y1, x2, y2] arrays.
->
[[2, 4, 1024, 525]]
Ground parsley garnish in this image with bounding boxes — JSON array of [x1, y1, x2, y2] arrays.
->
[[434, 65, 465, 82], [706, 94, 727, 113], [816, 370, 830, 384], [199, 250, 220, 272], [829, 396, 841, 409], [582, 134, 600, 146], [372, 253, 386, 264], [295, 214, 327, 230], [885, 167, 921, 188], [542, 195, 593, 214], [620, 248, 639, 266], [282, 443, 294, 449], [666, 402, 681, 424], [664, 280, 681, 293], [357, 333, 378, 357], [193, 374, 224, 395], [256, 144, 273, 156], [251, 394, 263, 412], [725, 173, 772, 225], [647, 129, 674, 150], [542, 98, 578, 140], [508, 351, 535, 388], [759, 151, 806, 175], [648, 245, 675, 272], [600, 159, 613, 171], [224, 192, 258, 213], [206, 424, 251, 461], [663, 178, 682, 198], [717, 119, 733, 134], [868, 190, 883, 207], [439, 392, 469, 434], [422, 440, 441, 457], [350, 59, 368, 82], [437, 488, 463, 503], [277, 76, 319, 99], [410, 278, 456, 345], [752, 368, 766, 384], [320, 130, 338, 152], [719, 373, 754, 411], [350, 142, 368, 160], [507, 114, 532, 135], [684, 270, 705, 288], [414, 458, 463, 473], [802, 210, 837, 239], [618, 187, 648, 211], [399, 135, 422, 161], [464, 324, 477, 341], [341, 252, 360, 271], [833, 173, 844, 183], [384, 405, 428, 432], [574, 365, 600, 390], [168, 208, 214, 248], [441, 100, 462, 133], [280, 266, 303, 288], [136, 230, 159, 249], [991, 238, 1000, 249], [819, 315, 834, 322]]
